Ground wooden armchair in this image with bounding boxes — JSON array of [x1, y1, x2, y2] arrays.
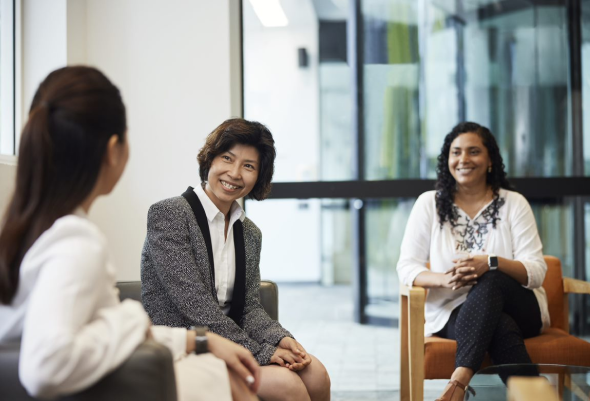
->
[[399, 255, 590, 401]]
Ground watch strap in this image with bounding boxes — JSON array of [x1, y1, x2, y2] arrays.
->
[[190, 326, 209, 355]]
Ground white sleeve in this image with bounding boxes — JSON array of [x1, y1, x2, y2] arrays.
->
[[509, 194, 547, 289], [150, 326, 188, 361], [19, 225, 150, 399], [396, 193, 433, 287]]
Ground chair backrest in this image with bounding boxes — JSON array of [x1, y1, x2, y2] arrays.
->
[[541, 255, 566, 331], [116, 280, 280, 321], [259, 280, 279, 321], [0, 340, 177, 401], [117, 281, 142, 302], [0, 342, 35, 400]]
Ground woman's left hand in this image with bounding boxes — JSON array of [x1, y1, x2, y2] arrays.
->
[[278, 337, 311, 371]]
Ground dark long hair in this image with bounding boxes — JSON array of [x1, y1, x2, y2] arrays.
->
[[197, 118, 276, 200], [0, 66, 126, 304], [435, 122, 512, 229]]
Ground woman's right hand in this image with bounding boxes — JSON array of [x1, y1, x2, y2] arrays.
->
[[270, 347, 304, 370], [442, 267, 478, 290], [414, 269, 476, 290], [207, 332, 260, 393]]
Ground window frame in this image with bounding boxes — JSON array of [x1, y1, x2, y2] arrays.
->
[[0, 0, 17, 161], [241, 0, 590, 333]]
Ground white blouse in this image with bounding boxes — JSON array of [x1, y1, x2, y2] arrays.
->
[[0, 211, 187, 399], [195, 184, 245, 315], [396, 189, 550, 337]]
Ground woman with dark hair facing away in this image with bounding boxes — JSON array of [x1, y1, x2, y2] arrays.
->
[[141, 118, 331, 401], [397, 122, 549, 401], [0, 66, 260, 401]]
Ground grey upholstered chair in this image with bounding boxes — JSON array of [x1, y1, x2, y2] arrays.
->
[[0, 280, 279, 400], [116, 279, 280, 320], [0, 340, 176, 401]]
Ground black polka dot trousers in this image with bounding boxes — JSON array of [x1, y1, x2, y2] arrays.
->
[[434, 270, 543, 372]]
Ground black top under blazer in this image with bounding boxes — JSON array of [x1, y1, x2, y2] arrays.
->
[[140, 195, 293, 365]]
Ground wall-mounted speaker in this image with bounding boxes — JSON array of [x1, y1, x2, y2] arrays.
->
[[298, 48, 309, 68]]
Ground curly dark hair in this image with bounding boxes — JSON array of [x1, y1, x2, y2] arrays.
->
[[435, 121, 512, 229], [197, 118, 276, 201]]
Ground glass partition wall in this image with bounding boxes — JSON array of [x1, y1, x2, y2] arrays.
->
[[242, 0, 590, 334]]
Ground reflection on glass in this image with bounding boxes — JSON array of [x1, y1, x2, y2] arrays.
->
[[320, 63, 354, 181], [321, 199, 353, 285], [530, 200, 574, 277], [422, 3, 460, 176], [363, 0, 422, 180], [365, 198, 415, 322], [465, 6, 570, 177], [362, 0, 572, 179]]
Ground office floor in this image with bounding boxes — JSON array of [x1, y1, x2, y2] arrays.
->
[[277, 283, 447, 401]]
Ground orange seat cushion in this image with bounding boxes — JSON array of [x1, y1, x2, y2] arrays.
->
[[525, 328, 590, 366], [424, 329, 590, 379]]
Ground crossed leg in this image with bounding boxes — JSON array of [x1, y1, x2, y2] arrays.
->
[[436, 271, 542, 400]]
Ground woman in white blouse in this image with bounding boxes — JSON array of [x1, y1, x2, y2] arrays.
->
[[0, 66, 260, 401], [397, 122, 548, 401]]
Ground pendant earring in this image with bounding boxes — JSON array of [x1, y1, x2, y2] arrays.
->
[[488, 166, 492, 173]]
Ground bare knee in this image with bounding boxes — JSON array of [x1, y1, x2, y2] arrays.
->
[[259, 366, 310, 401], [298, 355, 331, 401], [284, 375, 311, 401]]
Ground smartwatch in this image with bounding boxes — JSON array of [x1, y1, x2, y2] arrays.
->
[[190, 326, 209, 355], [488, 255, 498, 271]]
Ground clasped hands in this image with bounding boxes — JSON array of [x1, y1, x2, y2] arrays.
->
[[444, 254, 490, 291], [270, 337, 312, 371]]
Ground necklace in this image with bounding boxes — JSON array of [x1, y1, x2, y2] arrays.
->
[[454, 187, 493, 219]]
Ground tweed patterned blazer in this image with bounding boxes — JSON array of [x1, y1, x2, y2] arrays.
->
[[141, 195, 293, 365]]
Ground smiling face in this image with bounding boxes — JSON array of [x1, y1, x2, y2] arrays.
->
[[204, 144, 260, 215], [448, 132, 492, 190]]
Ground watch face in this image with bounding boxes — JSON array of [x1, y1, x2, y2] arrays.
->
[[490, 256, 498, 268], [190, 326, 209, 354], [195, 337, 208, 354]]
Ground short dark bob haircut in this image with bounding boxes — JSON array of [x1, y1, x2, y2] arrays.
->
[[197, 118, 276, 201]]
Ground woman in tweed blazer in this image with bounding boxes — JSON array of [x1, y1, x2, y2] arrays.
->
[[141, 118, 330, 401]]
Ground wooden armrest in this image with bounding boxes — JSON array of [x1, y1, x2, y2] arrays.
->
[[399, 284, 426, 401], [507, 377, 558, 401], [399, 284, 426, 330], [400, 284, 426, 300], [563, 277, 590, 295]]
